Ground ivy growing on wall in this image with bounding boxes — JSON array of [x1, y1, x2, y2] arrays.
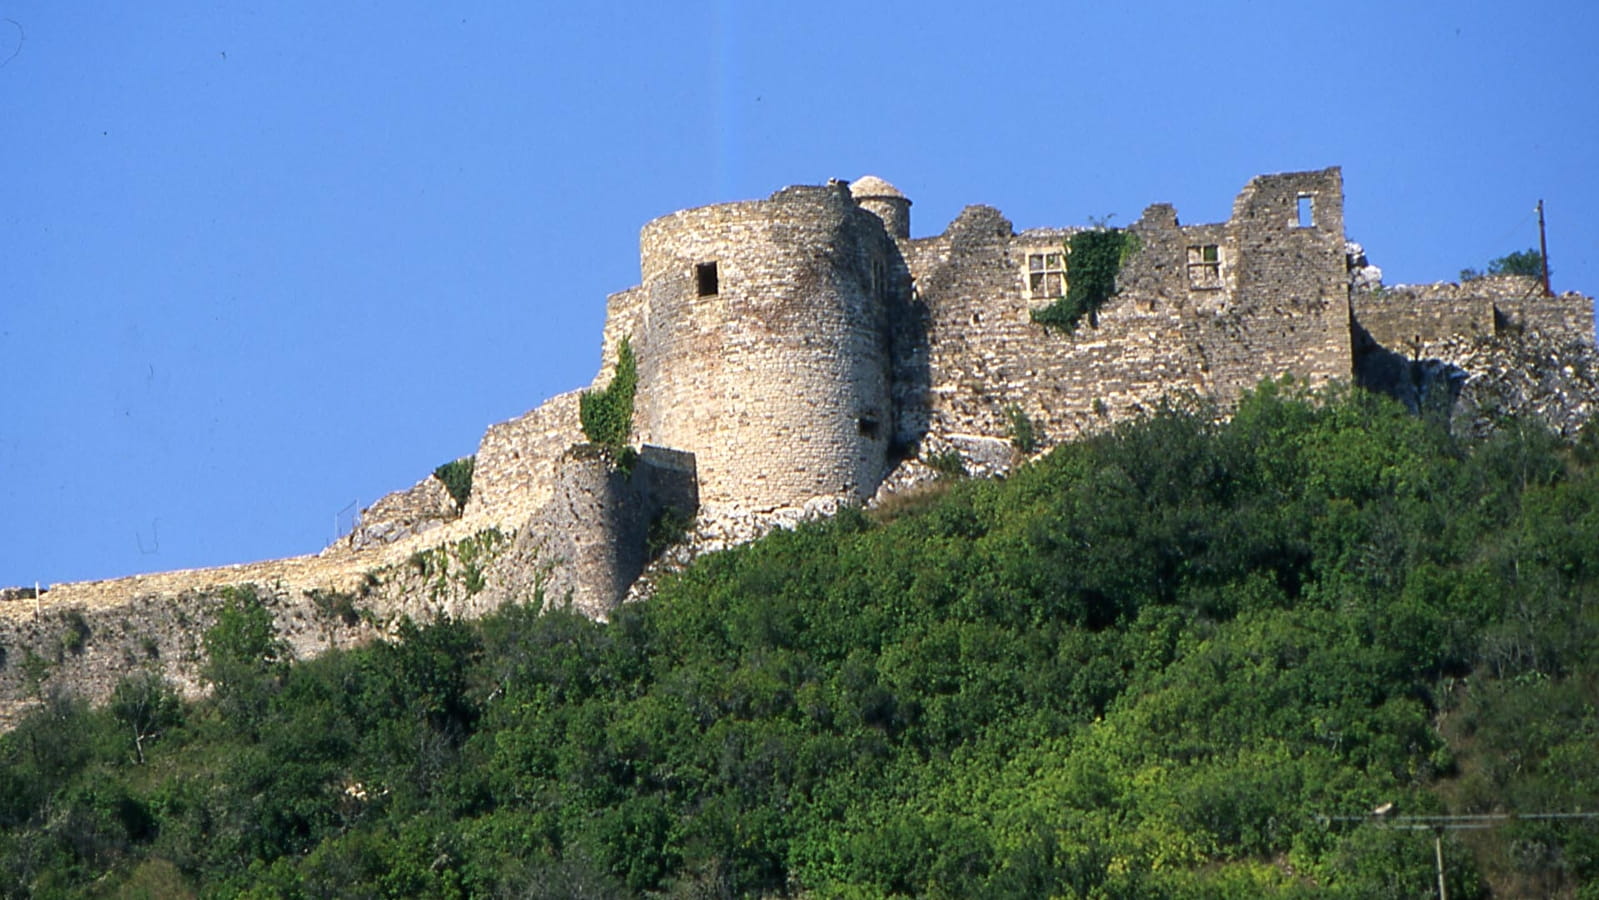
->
[[1032, 228, 1139, 334], [580, 336, 638, 459]]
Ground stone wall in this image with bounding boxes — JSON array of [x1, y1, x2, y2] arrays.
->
[[516, 448, 644, 619], [343, 474, 459, 551], [0, 580, 389, 732], [1353, 275, 1594, 354], [469, 445, 698, 619], [0, 524, 520, 730], [1206, 167, 1352, 396], [462, 390, 582, 527], [494, 445, 698, 619], [907, 206, 1199, 449], [900, 168, 1354, 460], [598, 286, 646, 381], [1498, 291, 1595, 345], [1354, 283, 1497, 352]]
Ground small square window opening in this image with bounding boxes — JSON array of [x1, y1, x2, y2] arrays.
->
[[1187, 244, 1222, 290], [695, 262, 719, 296], [1026, 252, 1065, 298]]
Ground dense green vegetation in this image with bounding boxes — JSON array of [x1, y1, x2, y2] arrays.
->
[[433, 457, 476, 509], [581, 337, 639, 460], [4, 384, 1598, 898], [1031, 229, 1138, 334]]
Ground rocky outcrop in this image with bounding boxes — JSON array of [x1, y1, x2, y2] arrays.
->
[[1442, 336, 1599, 439], [1346, 240, 1383, 291], [1356, 330, 1599, 439]]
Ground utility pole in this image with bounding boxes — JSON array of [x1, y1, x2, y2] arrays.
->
[[1433, 827, 1448, 900], [1538, 199, 1552, 296], [1329, 809, 1599, 898]]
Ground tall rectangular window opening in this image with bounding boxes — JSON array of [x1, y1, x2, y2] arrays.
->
[[1187, 244, 1222, 289], [869, 257, 887, 300], [695, 262, 719, 296], [1026, 251, 1065, 298], [1296, 194, 1314, 228]]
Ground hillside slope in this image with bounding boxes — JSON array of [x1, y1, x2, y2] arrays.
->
[[2, 385, 1597, 898]]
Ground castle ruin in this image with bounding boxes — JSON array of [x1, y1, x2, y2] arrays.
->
[[457, 166, 1594, 614], [3, 168, 1594, 724]]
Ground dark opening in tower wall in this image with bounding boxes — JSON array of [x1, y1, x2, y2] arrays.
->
[[695, 262, 719, 296]]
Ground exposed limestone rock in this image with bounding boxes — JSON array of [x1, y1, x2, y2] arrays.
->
[[1356, 328, 1599, 439], [869, 458, 944, 504], [1346, 240, 1383, 290], [1442, 337, 1596, 439]]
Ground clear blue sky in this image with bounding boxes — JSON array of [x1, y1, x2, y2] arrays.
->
[[3, 1, 1596, 587]]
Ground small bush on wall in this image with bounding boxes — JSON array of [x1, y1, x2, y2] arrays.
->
[[433, 456, 475, 508], [580, 337, 638, 458]]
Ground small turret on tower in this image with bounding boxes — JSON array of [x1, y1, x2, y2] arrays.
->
[[851, 175, 911, 239]]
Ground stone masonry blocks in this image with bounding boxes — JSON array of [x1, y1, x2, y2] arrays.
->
[[632, 183, 904, 513]]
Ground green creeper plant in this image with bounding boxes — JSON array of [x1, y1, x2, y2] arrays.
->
[[580, 336, 638, 459], [1032, 228, 1137, 334]]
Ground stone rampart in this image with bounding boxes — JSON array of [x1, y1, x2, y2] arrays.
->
[[510, 448, 643, 619], [0, 585, 372, 732], [462, 390, 582, 527], [1499, 292, 1595, 345], [1353, 276, 1594, 354], [1354, 283, 1497, 352], [0, 520, 520, 730], [343, 474, 459, 551]]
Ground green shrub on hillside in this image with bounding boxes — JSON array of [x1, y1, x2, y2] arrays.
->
[[4, 384, 1597, 897]]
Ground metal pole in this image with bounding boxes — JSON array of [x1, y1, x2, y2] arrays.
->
[[1434, 829, 1448, 900], [1537, 199, 1552, 296]]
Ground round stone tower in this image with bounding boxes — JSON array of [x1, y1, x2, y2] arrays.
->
[[850, 175, 911, 240], [632, 182, 900, 515]]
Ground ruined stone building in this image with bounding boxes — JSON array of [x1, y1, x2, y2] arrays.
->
[[451, 166, 1593, 614], [3, 167, 1594, 724]]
